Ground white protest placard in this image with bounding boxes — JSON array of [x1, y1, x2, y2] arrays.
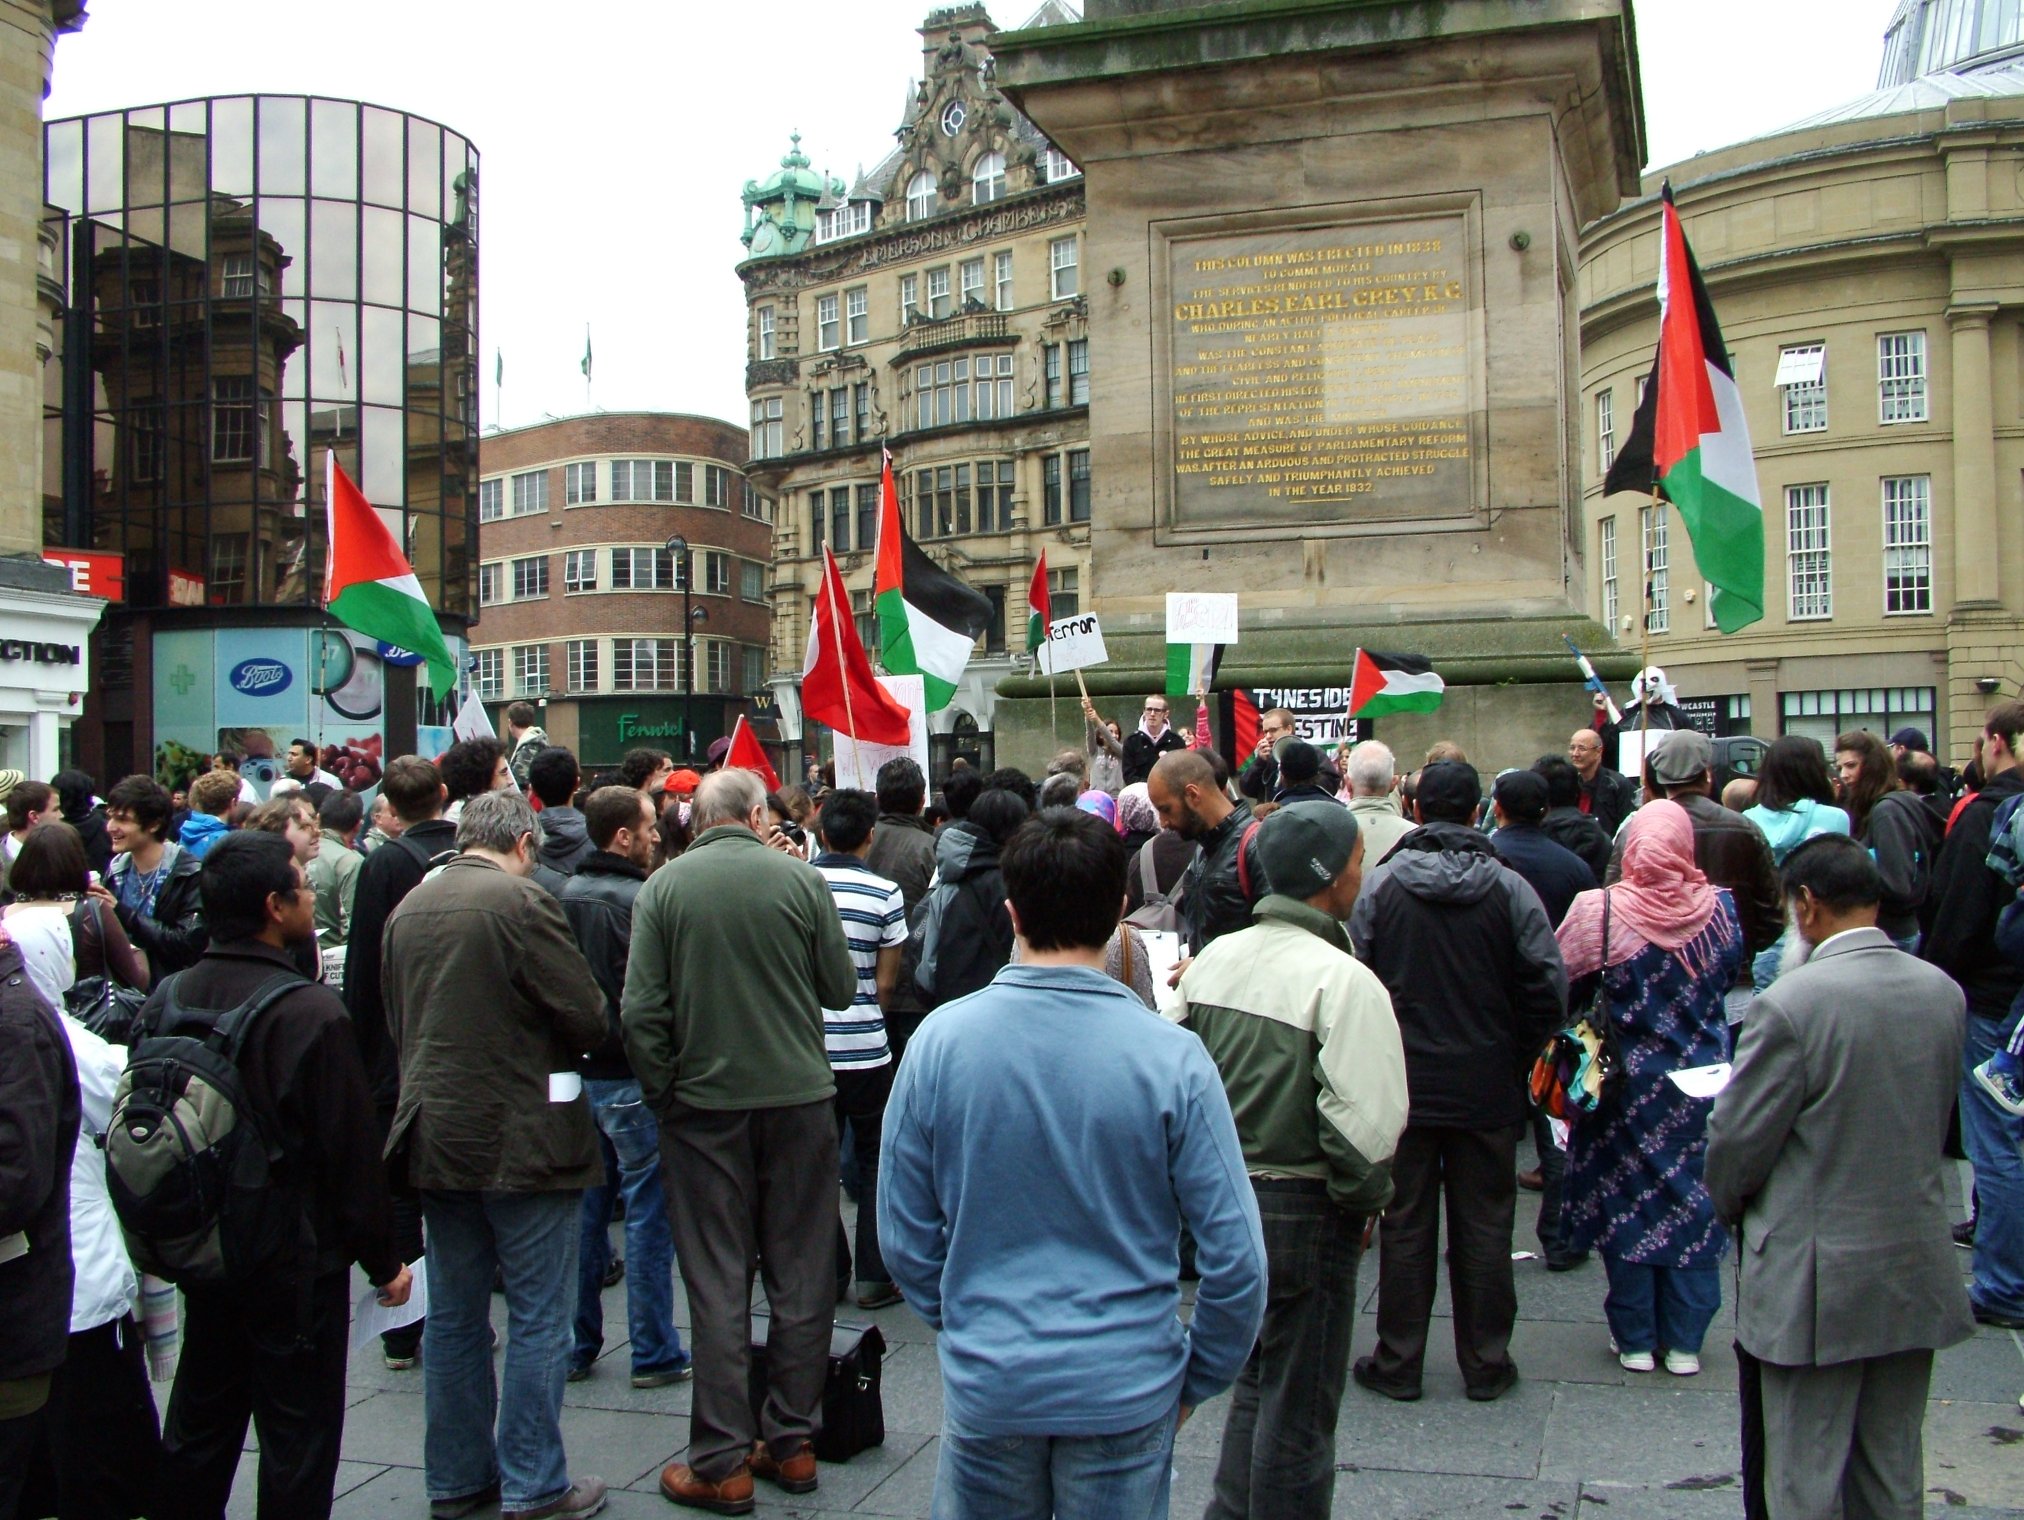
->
[[1166, 592, 1239, 646], [1037, 613, 1109, 676], [831, 673, 929, 790], [1618, 728, 1657, 794]]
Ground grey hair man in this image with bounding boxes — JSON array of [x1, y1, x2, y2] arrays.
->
[[1343, 740, 1412, 865], [623, 768, 857, 1511], [382, 785, 611, 1519]]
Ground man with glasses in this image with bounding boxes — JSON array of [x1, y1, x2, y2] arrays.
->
[[1123, 697, 1189, 786], [1237, 707, 1297, 802], [1567, 728, 1638, 838]]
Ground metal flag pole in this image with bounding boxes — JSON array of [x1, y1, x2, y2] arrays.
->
[[1637, 483, 1660, 787]]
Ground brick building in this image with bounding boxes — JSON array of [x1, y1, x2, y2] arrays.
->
[[473, 412, 770, 769]]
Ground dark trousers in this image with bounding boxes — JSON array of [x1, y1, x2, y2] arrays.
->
[[20, 1318, 162, 1520], [0, 1380, 50, 1520], [157, 1271, 351, 1520], [1738, 1340, 1768, 1520], [834, 1064, 894, 1290], [1529, 1109, 1576, 1260], [658, 1096, 837, 1482], [1368, 1122, 1523, 1392], [1206, 1179, 1366, 1520], [376, 1100, 426, 1358]]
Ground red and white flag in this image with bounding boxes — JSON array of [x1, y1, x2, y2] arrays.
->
[[723, 714, 780, 792], [801, 548, 912, 747]]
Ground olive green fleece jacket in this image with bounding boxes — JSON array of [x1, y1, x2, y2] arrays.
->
[[621, 824, 858, 1112], [1175, 894, 1409, 1213]]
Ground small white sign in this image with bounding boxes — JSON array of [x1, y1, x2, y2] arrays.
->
[[833, 673, 930, 790], [1166, 592, 1239, 646], [1037, 613, 1109, 675]]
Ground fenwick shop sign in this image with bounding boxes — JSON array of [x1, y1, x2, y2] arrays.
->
[[576, 696, 725, 766]]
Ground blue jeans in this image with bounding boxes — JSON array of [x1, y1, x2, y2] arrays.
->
[[420, 1189, 580, 1512], [1962, 1010, 2024, 1317], [1601, 1253, 1721, 1355], [572, 1078, 686, 1375], [933, 1405, 1177, 1520]]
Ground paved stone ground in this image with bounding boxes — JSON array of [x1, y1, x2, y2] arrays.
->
[[227, 1158, 2024, 1518]]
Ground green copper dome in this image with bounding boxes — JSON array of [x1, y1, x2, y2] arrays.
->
[[741, 133, 845, 261]]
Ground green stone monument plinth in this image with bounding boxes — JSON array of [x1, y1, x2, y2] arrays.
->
[[991, 0, 1647, 771]]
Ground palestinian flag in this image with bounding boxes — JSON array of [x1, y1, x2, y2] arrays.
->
[[1348, 649, 1444, 718], [1026, 552, 1050, 653], [1164, 641, 1222, 699], [1603, 182, 1764, 634], [873, 450, 991, 710], [323, 451, 456, 694]]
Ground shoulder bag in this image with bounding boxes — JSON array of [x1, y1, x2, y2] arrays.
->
[[1528, 890, 1624, 1120]]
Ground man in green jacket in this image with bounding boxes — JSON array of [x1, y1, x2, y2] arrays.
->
[[1177, 801, 1408, 1520], [623, 768, 857, 1513]]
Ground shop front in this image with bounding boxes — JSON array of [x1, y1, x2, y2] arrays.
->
[[0, 579, 106, 777]]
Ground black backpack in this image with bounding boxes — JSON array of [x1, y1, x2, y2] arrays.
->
[[104, 971, 308, 1285]]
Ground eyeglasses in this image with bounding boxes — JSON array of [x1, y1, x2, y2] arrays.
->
[[1144, 706, 1167, 714]]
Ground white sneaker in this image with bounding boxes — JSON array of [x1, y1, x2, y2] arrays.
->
[[1609, 1339, 1655, 1372], [1664, 1350, 1701, 1376]]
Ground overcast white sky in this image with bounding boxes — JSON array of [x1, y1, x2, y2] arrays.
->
[[44, 0, 1890, 433]]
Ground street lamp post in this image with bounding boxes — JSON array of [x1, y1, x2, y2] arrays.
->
[[666, 534, 693, 761]]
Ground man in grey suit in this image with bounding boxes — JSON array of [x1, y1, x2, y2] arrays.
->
[[1707, 835, 1973, 1520]]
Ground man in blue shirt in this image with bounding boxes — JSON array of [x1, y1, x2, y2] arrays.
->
[[880, 806, 1267, 1520]]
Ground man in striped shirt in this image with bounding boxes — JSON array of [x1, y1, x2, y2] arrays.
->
[[812, 788, 910, 1311]]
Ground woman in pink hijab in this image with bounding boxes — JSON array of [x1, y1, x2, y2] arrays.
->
[[1555, 800, 1744, 1378]]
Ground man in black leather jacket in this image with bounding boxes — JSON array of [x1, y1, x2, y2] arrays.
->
[[102, 774, 206, 973], [1149, 750, 1255, 957]]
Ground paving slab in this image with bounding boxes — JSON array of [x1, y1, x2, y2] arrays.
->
[[1539, 1382, 1740, 1488]]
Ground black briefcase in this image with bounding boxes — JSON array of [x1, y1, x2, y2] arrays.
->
[[746, 1313, 886, 1463]]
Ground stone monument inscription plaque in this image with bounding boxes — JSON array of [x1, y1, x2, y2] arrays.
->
[[1156, 203, 1487, 536]]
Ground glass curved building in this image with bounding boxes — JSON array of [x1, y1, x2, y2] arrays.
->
[[1880, 0, 2024, 86], [42, 96, 478, 783]]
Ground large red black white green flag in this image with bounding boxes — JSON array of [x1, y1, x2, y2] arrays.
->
[[323, 451, 458, 694], [1604, 183, 1764, 634]]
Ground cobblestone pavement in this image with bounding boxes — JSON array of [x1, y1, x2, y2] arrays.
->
[[226, 1161, 2024, 1518]]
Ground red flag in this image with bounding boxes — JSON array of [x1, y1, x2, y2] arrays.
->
[[801, 548, 912, 746], [1026, 552, 1050, 653], [724, 714, 780, 792], [1229, 688, 1260, 768]]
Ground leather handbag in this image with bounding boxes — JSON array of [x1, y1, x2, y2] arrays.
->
[[1529, 890, 1624, 1120], [65, 898, 150, 1045], [746, 1313, 885, 1463]]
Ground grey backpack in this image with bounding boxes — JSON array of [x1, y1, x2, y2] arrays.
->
[[1123, 842, 1186, 935]]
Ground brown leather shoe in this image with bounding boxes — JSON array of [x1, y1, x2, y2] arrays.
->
[[1517, 1168, 1544, 1192], [657, 1462, 753, 1515], [749, 1439, 819, 1494]]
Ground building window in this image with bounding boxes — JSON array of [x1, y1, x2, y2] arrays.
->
[[610, 547, 676, 590], [211, 375, 258, 462], [855, 483, 878, 549], [994, 250, 1014, 312], [742, 644, 767, 694], [704, 551, 731, 595], [1050, 236, 1079, 300], [1882, 475, 1933, 615], [564, 461, 597, 505], [1600, 517, 1618, 631], [1049, 565, 1080, 619], [512, 469, 549, 514], [743, 489, 771, 523], [816, 202, 872, 243], [1777, 344, 1827, 434], [478, 562, 502, 605], [706, 641, 733, 694], [706, 465, 731, 508], [209, 533, 248, 602], [1780, 686, 1936, 746], [854, 383, 871, 443], [983, 585, 1007, 652], [1068, 339, 1090, 405], [741, 560, 766, 601], [973, 353, 1015, 419], [831, 486, 852, 550], [130, 414, 164, 483], [1041, 146, 1079, 183], [816, 293, 840, 352], [831, 388, 850, 449], [479, 477, 503, 522], [853, 588, 879, 655], [511, 556, 549, 600], [1786, 483, 1832, 621], [474, 647, 504, 699], [1640, 503, 1670, 633], [1878, 331, 1927, 423], [514, 644, 549, 697], [977, 458, 1014, 532], [927, 266, 952, 320], [960, 257, 985, 309], [1068, 449, 1091, 522], [563, 549, 598, 592], [810, 390, 826, 452], [972, 151, 1006, 204], [900, 274, 918, 326], [915, 358, 973, 430], [1043, 453, 1062, 526], [845, 286, 868, 345], [221, 253, 257, 298], [567, 639, 598, 693], [1596, 390, 1615, 474], [751, 396, 783, 458], [906, 170, 936, 221], [757, 306, 775, 361], [613, 638, 677, 691], [611, 459, 674, 502], [810, 488, 825, 552], [1043, 343, 1063, 409]]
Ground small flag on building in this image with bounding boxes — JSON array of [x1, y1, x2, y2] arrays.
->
[[873, 449, 991, 711], [495, 348, 503, 388], [323, 451, 457, 695], [1603, 182, 1765, 634], [1026, 551, 1050, 654], [803, 547, 913, 746], [580, 326, 593, 382], [1348, 649, 1445, 718]]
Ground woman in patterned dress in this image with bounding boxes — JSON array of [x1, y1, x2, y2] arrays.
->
[[1556, 800, 1744, 1376]]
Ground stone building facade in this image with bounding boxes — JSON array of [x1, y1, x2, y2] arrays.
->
[[472, 412, 770, 769], [1582, 4, 2024, 760], [740, 3, 1088, 768]]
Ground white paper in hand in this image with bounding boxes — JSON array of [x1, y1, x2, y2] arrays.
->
[[1666, 1063, 1732, 1099], [352, 1259, 428, 1351], [1140, 931, 1184, 1018]]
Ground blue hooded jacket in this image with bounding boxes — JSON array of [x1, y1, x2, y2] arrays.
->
[[178, 811, 230, 859]]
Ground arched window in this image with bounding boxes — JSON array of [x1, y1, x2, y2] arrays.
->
[[906, 171, 937, 222], [972, 151, 1006, 205]]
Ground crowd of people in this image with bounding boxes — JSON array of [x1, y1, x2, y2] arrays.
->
[[0, 682, 2013, 1520]]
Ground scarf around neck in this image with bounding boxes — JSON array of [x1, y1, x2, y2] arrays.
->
[[1556, 800, 1719, 976]]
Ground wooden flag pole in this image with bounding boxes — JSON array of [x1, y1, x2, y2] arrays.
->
[[825, 556, 864, 783]]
